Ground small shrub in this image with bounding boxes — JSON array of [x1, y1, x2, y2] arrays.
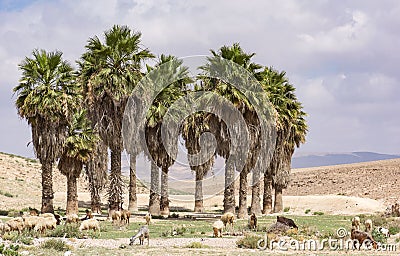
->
[[169, 213, 179, 218], [47, 224, 82, 238], [41, 239, 71, 252], [395, 238, 400, 243], [175, 226, 187, 236], [389, 226, 400, 235], [200, 231, 206, 235], [283, 207, 290, 213], [0, 209, 9, 216], [236, 234, 263, 249], [0, 243, 19, 256], [186, 242, 209, 248], [7, 210, 20, 217], [372, 229, 387, 244], [313, 211, 324, 216], [305, 209, 311, 214]]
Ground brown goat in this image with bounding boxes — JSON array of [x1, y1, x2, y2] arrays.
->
[[277, 216, 298, 229], [121, 209, 131, 225], [351, 228, 378, 250], [249, 213, 257, 230]]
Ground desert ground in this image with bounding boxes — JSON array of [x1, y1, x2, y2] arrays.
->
[[0, 152, 399, 255]]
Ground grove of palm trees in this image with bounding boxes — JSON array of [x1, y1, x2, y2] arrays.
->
[[13, 25, 307, 218]]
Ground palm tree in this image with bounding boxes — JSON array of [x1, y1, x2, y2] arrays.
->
[[182, 109, 216, 212], [144, 55, 191, 215], [58, 110, 97, 215], [14, 49, 77, 213], [259, 67, 307, 213], [85, 139, 108, 214], [199, 43, 262, 215], [78, 25, 154, 211]]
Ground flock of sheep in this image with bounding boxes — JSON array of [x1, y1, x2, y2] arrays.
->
[[0, 206, 396, 251], [0, 210, 100, 236]]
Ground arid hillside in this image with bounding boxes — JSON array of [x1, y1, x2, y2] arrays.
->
[[287, 158, 400, 205]]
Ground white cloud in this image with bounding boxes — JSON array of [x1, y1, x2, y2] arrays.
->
[[1, 0, 400, 156]]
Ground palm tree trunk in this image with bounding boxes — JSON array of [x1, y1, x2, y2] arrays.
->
[[108, 147, 123, 211], [128, 154, 138, 212], [223, 160, 235, 214], [91, 186, 102, 214], [237, 170, 248, 219], [194, 169, 204, 212], [273, 185, 283, 213], [66, 175, 78, 215], [250, 168, 262, 215], [160, 166, 170, 216], [262, 173, 273, 214], [41, 160, 54, 213], [148, 162, 160, 215]]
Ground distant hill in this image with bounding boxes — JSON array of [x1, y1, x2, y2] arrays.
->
[[292, 151, 400, 168]]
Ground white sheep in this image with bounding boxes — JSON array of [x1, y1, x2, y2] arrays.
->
[[23, 216, 41, 231], [364, 219, 372, 233], [34, 216, 57, 233], [145, 212, 151, 225], [221, 212, 235, 234], [65, 214, 80, 224], [39, 213, 55, 218], [351, 216, 361, 230], [212, 220, 224, 237], [79, 219, 100, 233], [5, 217, 25, 234]]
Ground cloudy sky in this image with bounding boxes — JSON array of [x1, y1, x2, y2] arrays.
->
[[1, 0, 399, 158]]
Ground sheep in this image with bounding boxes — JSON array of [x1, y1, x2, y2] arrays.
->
[[212, 220, 224, 237], [364, 219, 372, 233], [351, 228, 378, 250], [121, 209, 131, 225], [377, 227, 390, 237], [110, 210, 122, 225], [5, 217, 25, 234], [249, 213, 257, 230], [129, 225, 149, 246], [277, 216, 298, 229], [220, 212, 235, 234], [145, 212, 151, 225], [34, 215, 57, 233], [65, 214, 80, 224], [351, 216, 361, 230], [79, 219, 100, 233], [23, 216, 41, 231]]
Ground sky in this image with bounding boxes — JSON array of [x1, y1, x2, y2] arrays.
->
[[1, 0, 400, 158]]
